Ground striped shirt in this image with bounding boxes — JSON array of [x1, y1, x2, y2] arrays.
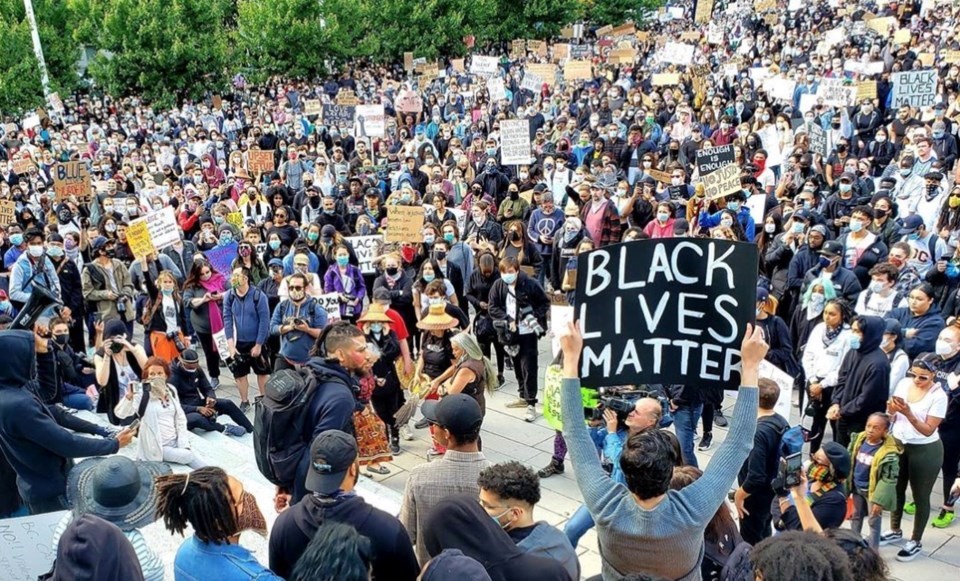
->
[[54, 513, 165, 581]]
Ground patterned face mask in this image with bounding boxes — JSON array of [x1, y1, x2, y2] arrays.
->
[[235, 491, 267, 537], [807, 462, 833, 483]]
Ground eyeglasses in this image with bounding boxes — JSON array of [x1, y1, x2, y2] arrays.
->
[[907, 372, 933, 382], [288, 286, 304, 291]]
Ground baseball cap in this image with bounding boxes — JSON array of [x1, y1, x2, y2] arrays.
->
[[673, 218, 690, 235], [421, 394, 483, 436], [838, 172, 856, 183], [792, 208, 811, 222], [305, 430, 358, 495], [898, 214, 924, 234], [180, 349, 200, 364], [820, 240, 844, 257], [756, 287, 769, 302]]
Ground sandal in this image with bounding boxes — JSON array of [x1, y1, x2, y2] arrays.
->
[[366, 465, 390, 475]]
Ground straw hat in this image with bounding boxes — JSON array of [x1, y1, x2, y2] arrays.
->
[[358, 303, 393, 324], [234, 167, 251, 180], [417, 303, 458, 331]]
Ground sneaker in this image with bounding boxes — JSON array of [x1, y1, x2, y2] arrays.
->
[[904, 502, 916, 515], [210, 377, 220, 389], [538, 460, 565, 478], [698, 432, 713, 451], [389, 440, 401, 455], [414, 418, 430, 429], [932, 509, 955, 529], [399, 425, 414, 441], [714, 409, 729, 428], [524, 405, 537, 423], [505, 398, 528, 409], [239, 401, 251, 413], [223, 424, 246, 437], [896, 540, 922, 562], [505, 358, 514, 370], [879, 530, 903, 546]]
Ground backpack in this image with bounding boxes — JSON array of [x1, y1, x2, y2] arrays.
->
[[718, 541, 754, 581], [779, 424, 805, 458], [253, 368, 319, 488]]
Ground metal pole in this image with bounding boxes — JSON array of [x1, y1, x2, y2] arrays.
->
[[23, 0, 51, 97]]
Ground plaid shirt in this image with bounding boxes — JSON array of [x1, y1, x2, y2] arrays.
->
[[399, 450, 490, 565], [580, 199, 622, 248]]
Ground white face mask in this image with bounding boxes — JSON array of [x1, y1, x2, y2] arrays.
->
[[764, 223, 775, 234]]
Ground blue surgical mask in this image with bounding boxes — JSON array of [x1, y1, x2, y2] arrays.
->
[[10, 234, 23, 246], [0, 300, 10, 311], [161, 288, 174, 296], [657, 212, 669, 223], [727, 201, 740, 211], [219, 234, 233, 246], [337, 256, 349, 267], [502, 272, 517, 284], [849, 220, 862, 233], [908, 233, 920, 241], [792, 222, 805, 234], [720, 218, 733, 228], [423, 273, 436, 283], [444, 233, 455, 243], [47, 246, 64, 258], [269, 239, 281, 250], [423, 234, 435, 244], [370, 323, 384, 334], [839, 183, 852, 193], [849, 335, 862, 350]]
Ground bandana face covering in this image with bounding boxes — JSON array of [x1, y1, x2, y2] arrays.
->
[[235, 491, 267, 537]]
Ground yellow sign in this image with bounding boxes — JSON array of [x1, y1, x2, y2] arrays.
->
[[126, 219, 156, 259], [652, 73, 681, 86]]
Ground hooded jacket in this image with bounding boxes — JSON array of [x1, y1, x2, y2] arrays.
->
[[40, 514, 144, 581], [887, 304, 946, 358], [0, 331, 119, 503], [831, 316, 891, 423], [423, 494, 570, 581], [513, 522, 581, 581], [934, 350, 960, 439]]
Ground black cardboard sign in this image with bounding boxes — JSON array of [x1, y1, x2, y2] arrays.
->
[[575, 238, 758, 389]]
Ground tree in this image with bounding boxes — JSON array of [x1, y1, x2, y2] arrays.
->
[[0, 0, 82, 115], [579, 0, 663, 26], [81, 0, 235, 107], [235, 0, 331, 83]]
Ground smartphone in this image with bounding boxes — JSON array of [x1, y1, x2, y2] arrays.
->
[[126, 419, 141, 433], [129, 381, 141, 395], [783, 452, 804, 488]]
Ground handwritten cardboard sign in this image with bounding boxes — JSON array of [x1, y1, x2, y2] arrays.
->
[[652, 73, 681, 86], [385, 205, 425, 243], [0, 200, 16, 226], [248, 150, 275, 174], [396, 91, 424, 113], [891, 70, 937, 108], [303, 99, 322, 116], [563, 60, 593, 81], [53, 161, 91, 203], [575, 239, 758, 389]]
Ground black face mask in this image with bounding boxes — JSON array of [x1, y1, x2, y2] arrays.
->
[[308, 196, 320, 208], [434, 251, 447, 261], [53, 334, 69, 347], [385, 267, 399, 276]]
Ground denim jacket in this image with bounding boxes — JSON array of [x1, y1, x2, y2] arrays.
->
[[174, 536, 283, 581]]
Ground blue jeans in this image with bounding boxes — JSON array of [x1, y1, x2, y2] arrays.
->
[[564, 504, 595, 548], [673, 403, 703, 468], [63, 392, 95, 411]]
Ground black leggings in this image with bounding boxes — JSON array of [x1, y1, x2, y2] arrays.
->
[[195, 332, 221, 379], [942, 429, 960, 508], [479, 336, 505, 375], [701, 403, 715, 434]]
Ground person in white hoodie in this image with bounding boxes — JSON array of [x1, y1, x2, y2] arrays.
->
[[801, 298, 854, 453], [115, 357, 206, 469]]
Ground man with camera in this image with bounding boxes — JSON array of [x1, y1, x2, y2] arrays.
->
[[733, 379, 790, 545], [81, 236, 136, 337], [270, 273, 328, 371], [489, 256, 549, 423], [223, 266, 272, 411]]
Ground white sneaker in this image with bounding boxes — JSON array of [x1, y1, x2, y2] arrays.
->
[[399, 425, 414, 441], [896, 540, 922, 562], [524, 405, 537, 423]]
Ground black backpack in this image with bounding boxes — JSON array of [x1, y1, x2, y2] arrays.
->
[[253, 368, 319, 488]]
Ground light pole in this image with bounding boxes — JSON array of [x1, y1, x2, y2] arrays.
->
[[23, 0, 52, 97]]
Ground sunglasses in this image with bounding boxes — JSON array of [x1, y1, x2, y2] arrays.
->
[[907, 371, 933, 381], [288, 285, 304, 291]]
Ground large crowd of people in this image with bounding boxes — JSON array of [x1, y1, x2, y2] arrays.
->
[[2, 0, 960, 579]]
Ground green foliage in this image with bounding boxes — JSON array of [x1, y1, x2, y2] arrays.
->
[[0, 12, 45, 115], [84, 0, 235, 108], [235, 0, 330, 83], [581, 0, 662, 26]]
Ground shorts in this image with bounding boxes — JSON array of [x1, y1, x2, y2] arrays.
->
[[231, 341, 271, 376]]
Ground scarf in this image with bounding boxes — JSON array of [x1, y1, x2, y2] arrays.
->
[[823, 323, 843, 346], [199, 272, 227, 338]]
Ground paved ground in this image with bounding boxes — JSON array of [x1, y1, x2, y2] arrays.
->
[[26, 333, 960, 579]]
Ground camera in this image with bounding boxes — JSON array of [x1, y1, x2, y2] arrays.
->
[[588, 385, 674, 428], [518, 306, 545, 337], [166, 331, 186, 352]]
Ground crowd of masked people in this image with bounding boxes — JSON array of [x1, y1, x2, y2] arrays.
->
[[1, 0, 960, 578]]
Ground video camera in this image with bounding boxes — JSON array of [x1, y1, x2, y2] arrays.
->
[[587, 385, 674, 429]]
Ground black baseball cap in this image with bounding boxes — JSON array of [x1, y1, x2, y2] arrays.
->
[[421, 394, 483, 436], [305, 430, 358, 495], [819, 240, 844, 257]]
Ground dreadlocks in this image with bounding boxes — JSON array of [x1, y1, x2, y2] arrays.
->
[[155, 467, 237, 544]]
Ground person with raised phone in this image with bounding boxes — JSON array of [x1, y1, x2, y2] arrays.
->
[[557, 320, 768, 580]]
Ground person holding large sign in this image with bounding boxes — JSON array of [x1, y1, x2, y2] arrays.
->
[[556, 320, 768, 580]]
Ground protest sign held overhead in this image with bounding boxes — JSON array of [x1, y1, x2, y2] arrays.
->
[[575, 239, 758, 389], [386, 205, 425, 243], [696, 145, 740, 200], [0, 200, 16, 226], [247, 150, 275, 174], [322, 104, 356, 127], [499, 119, 532, 165], [354, 104, 385, 138], [471, 55, 499, 76], [345, 235, 384, 274], [126, 207, 181, 259], [891, 70, 937, 108]]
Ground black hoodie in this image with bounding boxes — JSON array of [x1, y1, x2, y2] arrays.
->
[[0, 331, 119, 504], [40, 514, 144, 581], [831, 316, 890, 423], [423, 494, 570, 581]]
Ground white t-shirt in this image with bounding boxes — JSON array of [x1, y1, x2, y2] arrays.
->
[[890, 378, 948, 445], [153, 397, 179, 447]]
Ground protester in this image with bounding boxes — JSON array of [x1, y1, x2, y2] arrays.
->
[[223, 265, 272, 410], [848, 412, 901, 550], [168, 349, 252, 437], [39, 514, 146, 581]]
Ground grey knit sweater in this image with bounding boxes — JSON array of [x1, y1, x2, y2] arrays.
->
[[561, 378, 757, 580]]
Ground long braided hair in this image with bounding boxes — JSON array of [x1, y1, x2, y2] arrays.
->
[[155, 467, 237, 544]]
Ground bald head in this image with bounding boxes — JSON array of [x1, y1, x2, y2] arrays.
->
[[626, 397, 663, 432]]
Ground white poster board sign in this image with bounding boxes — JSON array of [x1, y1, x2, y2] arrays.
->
[[499, 119, 532, 165]]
